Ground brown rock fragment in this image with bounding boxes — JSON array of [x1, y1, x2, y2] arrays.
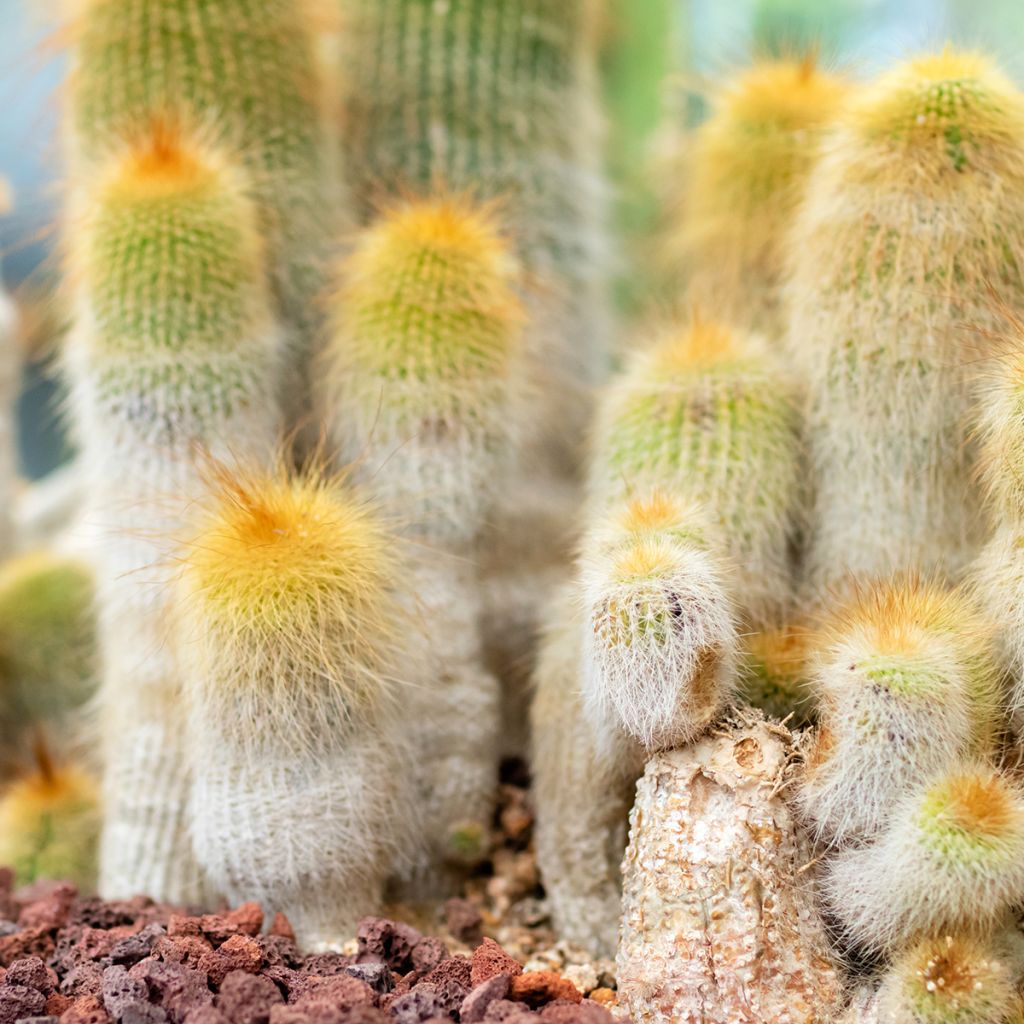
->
[[470, 942, 521, 988], [509, 974, 580, 1009]]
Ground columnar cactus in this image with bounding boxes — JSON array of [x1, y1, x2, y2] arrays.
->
[[617, 712, 844, 1024], [325, 198, 522, 886], [787, 50, 1024, 598], [64, 133, 281, 902], [798, 576, 998, 845], [176, 462, 409, 949], [530, 584, 643, 957], [0, 219, 18, 561], [823, 764, 1024, 954], [66, 0, 339, 425], [533, 317, 803, 951], [337, 0, 612, 742], [659, 56, 849, 335], [0, 746, 99, 892]]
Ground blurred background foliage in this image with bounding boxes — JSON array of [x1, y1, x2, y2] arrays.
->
[[1, 0, 1023, 478]]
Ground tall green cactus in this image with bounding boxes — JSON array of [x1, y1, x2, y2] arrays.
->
[[65, 133, 281, 903], [67, 0, 339, 425], [787, 50, 1024, 599]]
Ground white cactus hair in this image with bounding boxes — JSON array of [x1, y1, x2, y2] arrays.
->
[[823, 763, 1024, 954], [579, 490, 738, 751], [798, 575, 997, 845]]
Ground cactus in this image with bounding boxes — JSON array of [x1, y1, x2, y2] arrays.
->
[[823, 765, 1024, 954], [0, 552, 96, 758], [739, 623, 813, 724], [581, 317, 803, 745], [874, 933, 1019, 1024], [64, 132, 281, 903], [0, 205, 18, 561], [325, 198, 524, 887], [658, 56, 849, 335], [616, 711, 844, 1024], [797, 576, 998, 845], [177, 461, 409, 949], [787, 50, 1024, 599], [66, 0, 339, 427], [0, 744, 99, 892], [530, 584, 642, 957]]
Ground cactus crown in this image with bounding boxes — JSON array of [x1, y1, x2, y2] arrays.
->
[[333, 197, 522, 395], [74, 131, 265, 361], [882, 934, 1016, 1024], [916, 769, 1022, 848], [182, 459, 398, 654], [850, 48, 1024, 165]]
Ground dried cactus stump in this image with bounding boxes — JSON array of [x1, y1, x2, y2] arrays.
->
[[618, 712, 842, 1024]]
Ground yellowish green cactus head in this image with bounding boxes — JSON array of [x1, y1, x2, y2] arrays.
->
[[849, 48, 1024, 174], [331, 196, 522, 419], [879, 933, 1017, 1024], [74, 129, 267, 362], [180, 458, 402, 717], [740, 624, 812, 723], [0, 756, 99, 891], [978, 318, 1024, 515], [0, 552, 96, 731]]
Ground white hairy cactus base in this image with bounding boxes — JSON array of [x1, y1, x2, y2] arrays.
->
[[0, 285, 19, 560], [798, 633, 976, 844], [580, 529, 738, 752], [617, 712, 843, 1024], [395, 555, 501, 894], [530, 585, 643, 957]]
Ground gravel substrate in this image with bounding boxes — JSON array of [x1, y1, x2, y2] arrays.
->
[[0, 873, 624, 1024]]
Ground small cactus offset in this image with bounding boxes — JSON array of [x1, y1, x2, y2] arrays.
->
[[797, 576, 998, 845], [64, 132, 281, 903], [66, 0, 340, 425], [176, 462, 410, 949], [617, 712, 844, 1024], [659, 56, 849, 335], [0, 744, 99, 893], [325, 198, 523, 887], [787, 50, 1024, 598], [823, 764, 1024, 955]]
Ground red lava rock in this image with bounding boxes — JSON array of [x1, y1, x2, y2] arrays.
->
[[386, 988, 443, 1024], [481, 1002, 533, 1023], [67, 902, 137, 932], [299, 956, 352, 979], [61, 965, 105, 999], [181, 1009, 229, 1024], [60, 995, 111, 1024], [224, 909, 262, 941], [6, 956, 56, 994], [469, 942, 521, 989], [152, 937, 214, 969], [200, 937, 263, 986], [356, 922, 421, 975], [408, 941, 445, 978], [215, 973, 282, 1024], [538, 1003, 613, 1024], [461, 974, 512, 1024], [0, 982, 47, 1024], [288, 976, 374, 1011], [110, 928, 167, 967], [48, 994, 75, 1016], [441, 902, 481, 947], [101, 966, 150, 1020], [338, 967, 390, 996], [166, 921, 201, 942], [266, 920, 293, 946], [0, 927, 55, 967], [509, 975, 580, 1010], [197, 920, 237, 949], [19, 887, 77, 932], [423, 957, 470, 992], [128, 960, 213, 1024]]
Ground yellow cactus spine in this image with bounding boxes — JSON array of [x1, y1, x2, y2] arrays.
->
[[798, 576, 998, 845], [326, 197, 525, 890], [64, 131, 281, 904], [177, 461, 409, 949], [660, 55, 850, 335], [787, 50, 1024, 599]]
